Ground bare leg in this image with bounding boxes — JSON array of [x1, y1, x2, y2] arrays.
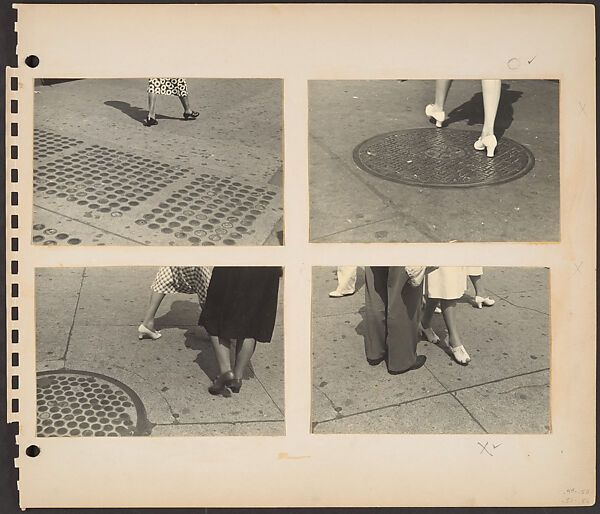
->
[[481, 79, 501, 138], [419, 297, 440, 343], [232, 338, 257, 380], [147, 92, 158, 120], [142, 291, 165, 331], [210, 336, 232, 375], [179, 95, 192, 114], [469, 274, 486, 297], [439, 299, 463, 348], [434, 79, 453, 110]]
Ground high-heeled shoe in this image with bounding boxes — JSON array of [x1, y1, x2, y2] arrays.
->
[[208, 370, 235, 395], [445, 335, 470, 365], [474, 295, 495, 308], [229, 378, 242, 393], [425, 104, 445, 128], [183, 111, 199, 120], [474, 134, 497, 157], [418, 323, 440, 344], [138, 323, 161, 340], [145, 117, 158, 127]]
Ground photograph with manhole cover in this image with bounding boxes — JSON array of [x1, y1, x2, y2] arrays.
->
[[33, 78, 283, 246], [312, 266, 550, 434], [309, 80, 559, 243], [36, 266, 284, 436]]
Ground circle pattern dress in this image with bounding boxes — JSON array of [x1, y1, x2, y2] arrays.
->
[[199, 267, 281, 343], [147, 78, 188, 97]]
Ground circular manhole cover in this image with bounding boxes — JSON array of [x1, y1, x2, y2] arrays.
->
[[353, 128, 535, 188], [37, 370, 151, 437]]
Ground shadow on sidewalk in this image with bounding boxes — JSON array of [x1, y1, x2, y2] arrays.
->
[[104, 100, 181, 124], [446, 83, 523, 140]]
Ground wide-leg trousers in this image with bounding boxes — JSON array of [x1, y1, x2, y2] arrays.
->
[[364, 266, 423, 373]]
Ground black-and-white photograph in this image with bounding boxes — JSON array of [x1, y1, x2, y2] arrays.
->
[[312, 266, 550, 434], [36, 266, 284, 436], [33, 78, 283, 246], [309, 80, 559, 243]]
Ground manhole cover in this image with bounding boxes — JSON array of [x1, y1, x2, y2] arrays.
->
[[353, 128, 535, 188], [37, 370, 151, 437]]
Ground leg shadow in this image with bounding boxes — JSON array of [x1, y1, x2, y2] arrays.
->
[[445, 83, 523, 140], [104, 100, 181, 124]]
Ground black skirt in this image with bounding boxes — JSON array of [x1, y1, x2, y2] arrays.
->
[[199, 267, 281, 342]]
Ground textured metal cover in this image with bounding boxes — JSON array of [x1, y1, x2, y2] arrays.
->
[[353, 129, 535, 188], [37, 370, 151, 437]]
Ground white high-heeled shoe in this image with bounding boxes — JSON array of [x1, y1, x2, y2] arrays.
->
[[445, 336, 470, 365], [474, 295, 495, 309], [425, 104, 445, 128], [474, 134, 497, 157], [138, 323, 161, 340]]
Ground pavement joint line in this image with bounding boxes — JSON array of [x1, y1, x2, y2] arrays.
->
[[153, 419, 284, 427], [253, 370, 285, 417], [61, 268, 87, 361], [489, 289, 550, 317], [447, 391, 489, 434], [34, 204, 145, 245], [312, 367, 550, 427], [312, 384, 340, 414], [311, 134, 442, 242]]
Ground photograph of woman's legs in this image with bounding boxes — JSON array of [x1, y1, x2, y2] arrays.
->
[[35, 266, 284, 437], [312, 266, 550, 434], [309, 79, 559, 243]]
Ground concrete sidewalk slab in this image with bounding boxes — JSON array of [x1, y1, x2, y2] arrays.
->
[[454, 370, 550, 434], [310, 80, 559, 242], [313, 393, 483, 434]]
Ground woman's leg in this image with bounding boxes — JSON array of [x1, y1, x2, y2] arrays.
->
[[434, 80, 453, 110], [142, 291, 165, 331], [469, 274, 486, 297], [210, 336, 232, 375], [439, 299, 463, 348], [232, 338, 257, 380], [419, 296, 440, 343], [147, 92, 158, 120], [179, 95, 192, 114], [481, 79, 501, 138]]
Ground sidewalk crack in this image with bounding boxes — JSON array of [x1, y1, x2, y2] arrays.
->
[[61, 268, 87, 362]]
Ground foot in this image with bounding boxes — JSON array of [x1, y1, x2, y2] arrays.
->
[[445, 336, 470, 365], [208, 370, 235, 395], [474, 134, 497, 157], [138, 323, 161, 340], [145, 117, 158, 127], [425, 104, 445, 127], [474, 295, 496, 308], [329, 289, 355, 298], [390, 355, 427, 374], [183, 110, 199, 120], [229, 378, 242, 393], [418, 323, 440, 344]]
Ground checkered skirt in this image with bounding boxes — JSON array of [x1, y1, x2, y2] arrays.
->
[[151, 266, 212, 305], [147, 78, 188, 97]]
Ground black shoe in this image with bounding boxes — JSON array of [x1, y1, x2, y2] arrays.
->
[[145, 117, 158, 127], [229, 378, 242, 393], [208, 371, 234, 395], [389, 355, 427, 375], [183, 110, 199, 120]]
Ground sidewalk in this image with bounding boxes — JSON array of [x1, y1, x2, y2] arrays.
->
[[36, 267, 284, 436], [309, 80, 559, 243], [33, 79, 283, 246], [311, 267, 550, 434]]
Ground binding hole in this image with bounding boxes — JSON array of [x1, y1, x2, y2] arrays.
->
[[26, 445, 40, 457], [25, 55, 39, 68]]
